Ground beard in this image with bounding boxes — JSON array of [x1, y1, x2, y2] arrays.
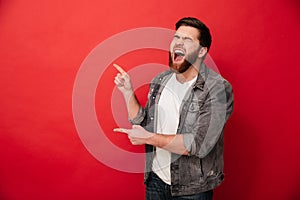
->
[[169, 47, 200, 74]]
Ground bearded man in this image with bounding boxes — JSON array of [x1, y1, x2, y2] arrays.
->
[[114, 17, 234, 200]]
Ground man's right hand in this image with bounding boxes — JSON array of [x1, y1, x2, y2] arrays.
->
[[113, 63, 133, 95]]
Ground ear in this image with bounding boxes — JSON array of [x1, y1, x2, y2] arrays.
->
[[198, 47, 208, 58]]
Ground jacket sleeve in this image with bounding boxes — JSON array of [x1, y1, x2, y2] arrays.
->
[[183, 79, 234, 158], [128, 105, 146, 125]]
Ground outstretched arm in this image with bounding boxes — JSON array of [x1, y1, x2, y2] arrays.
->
[[114, 125, 189, 155], [113, 64, 140, 119]]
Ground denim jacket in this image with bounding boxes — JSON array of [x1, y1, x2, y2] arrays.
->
[[130, 63, 234, 196]]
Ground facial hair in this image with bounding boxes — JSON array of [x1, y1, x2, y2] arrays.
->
[[169, 47, 200, 74]]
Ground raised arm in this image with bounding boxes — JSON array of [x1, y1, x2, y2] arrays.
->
[[113, 64, 140, 119]]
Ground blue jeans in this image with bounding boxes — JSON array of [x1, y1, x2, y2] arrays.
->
[[146, 172, 213, 200]]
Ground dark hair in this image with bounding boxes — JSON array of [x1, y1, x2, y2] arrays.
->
[[175, 17, 212, 52]]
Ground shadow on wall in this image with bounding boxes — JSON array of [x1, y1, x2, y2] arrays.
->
[[289, 178, 300, 200], [214, 111, 261, 200]]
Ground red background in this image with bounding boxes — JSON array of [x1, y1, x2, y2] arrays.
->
[[1, 0, 300, 199]]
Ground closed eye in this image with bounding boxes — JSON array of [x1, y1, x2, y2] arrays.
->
[[173, 35, 180, 39], [183, 37, 193, 42]]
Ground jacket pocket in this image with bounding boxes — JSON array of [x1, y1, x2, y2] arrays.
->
[[178, 156, 203, 185], [188, 101, 203, 112]]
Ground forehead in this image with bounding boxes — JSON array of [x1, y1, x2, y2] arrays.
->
[[175, 26, 200, 40]]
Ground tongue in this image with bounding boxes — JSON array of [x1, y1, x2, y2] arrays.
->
[[175, 55, 184, 62]]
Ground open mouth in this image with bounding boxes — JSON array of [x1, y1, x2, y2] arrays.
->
[[174, 49, 185, 62]]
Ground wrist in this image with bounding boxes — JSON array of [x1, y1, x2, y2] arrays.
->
[[145, 132, 155, 145], [122, 89, 134, 98]]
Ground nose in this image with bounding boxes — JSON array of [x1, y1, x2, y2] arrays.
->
[[175, 37, 184, 45]]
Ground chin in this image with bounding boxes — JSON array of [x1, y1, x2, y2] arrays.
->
[[170, 61, 191, 74]]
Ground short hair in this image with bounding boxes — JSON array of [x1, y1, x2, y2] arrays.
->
[[175, 17, 212, 52]]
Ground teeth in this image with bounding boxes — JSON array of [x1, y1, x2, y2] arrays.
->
[[174, 49, 185, 56]]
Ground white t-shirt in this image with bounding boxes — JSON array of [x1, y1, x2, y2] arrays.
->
[[152, 73, 197, 185]]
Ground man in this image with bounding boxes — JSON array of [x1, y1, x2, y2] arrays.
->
[[113, 17, 234, 200]]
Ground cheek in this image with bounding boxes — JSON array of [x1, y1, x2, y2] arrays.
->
[[186, 45, 199, 55], [185, 43, 196, 50], [170, 39, 180, 50], [169, 41, 175, 51]]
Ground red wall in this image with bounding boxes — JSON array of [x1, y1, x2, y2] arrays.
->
[[1, 0, 299, 199]]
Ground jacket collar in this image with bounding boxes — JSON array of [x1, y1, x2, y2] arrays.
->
[[193, 62, 208, 90]]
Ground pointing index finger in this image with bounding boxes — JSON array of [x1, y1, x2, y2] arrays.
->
[[113, 128, 130, 134], [113, 63, 127, 75]]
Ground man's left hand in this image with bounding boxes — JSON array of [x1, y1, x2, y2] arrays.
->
[[114, 125, 154, 145]]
